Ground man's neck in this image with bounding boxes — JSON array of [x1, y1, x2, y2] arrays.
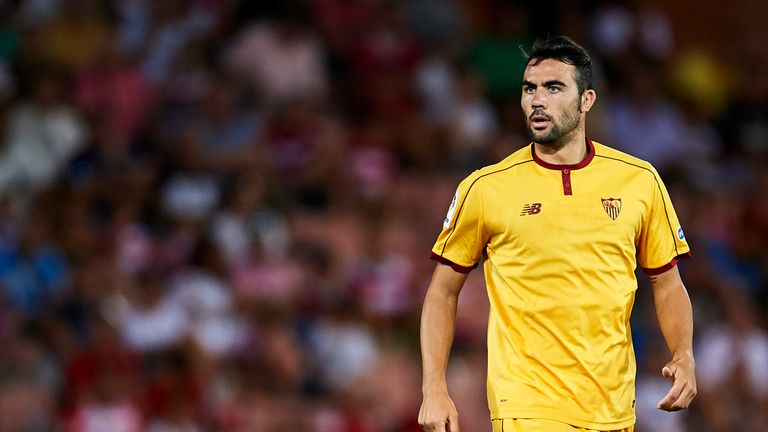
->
[[533, 132, 587, 165]]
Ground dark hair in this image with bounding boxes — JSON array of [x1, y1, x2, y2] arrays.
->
[[526, 36, 593, 95]]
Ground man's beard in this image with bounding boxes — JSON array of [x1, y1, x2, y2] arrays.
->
[[526, 104, 580, 147]]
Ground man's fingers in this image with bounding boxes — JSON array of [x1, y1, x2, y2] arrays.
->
[[656, 381, 684, 410], [662, 365, 674, 379], [419, 421, 446, 432], [671, 386, 696, 410], [418, 413, 448, 432], [447, 414, 460, 432], [422, 419, 447, 432], [418, 393, 458, 432], [661, 389, 694, 411]]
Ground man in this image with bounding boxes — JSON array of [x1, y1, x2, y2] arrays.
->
[[418, 36, 696, 432]]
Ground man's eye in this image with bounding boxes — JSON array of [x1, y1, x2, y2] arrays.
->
[[549, 86, 561, 92], [524, 87, 535, 94]]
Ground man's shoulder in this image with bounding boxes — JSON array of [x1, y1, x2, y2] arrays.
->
[[592, 141, 658, 174]]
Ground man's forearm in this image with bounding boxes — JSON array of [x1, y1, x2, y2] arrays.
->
[[651, 266, 697, 411], [420, 264, 467, 392], [651, 269, 694, 359], [420, 287, 460, 392]]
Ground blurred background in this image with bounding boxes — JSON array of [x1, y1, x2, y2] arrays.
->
[[0, 0, 766, 431]]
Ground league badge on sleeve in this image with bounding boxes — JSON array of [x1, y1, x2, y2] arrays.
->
[[677, 226, 686, 241], [443, 190, 459, 229]]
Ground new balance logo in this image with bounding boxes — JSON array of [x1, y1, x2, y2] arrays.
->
[[520, 203, 542, 216]]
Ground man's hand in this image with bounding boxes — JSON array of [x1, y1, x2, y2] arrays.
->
[[656, 356, 697, 411], [418, 389, 460, 432]]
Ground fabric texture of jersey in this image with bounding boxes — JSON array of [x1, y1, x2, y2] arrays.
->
[[431, 139, 690, 430]]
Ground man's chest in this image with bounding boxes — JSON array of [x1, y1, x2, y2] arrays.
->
[[481, 169, 651, 255]]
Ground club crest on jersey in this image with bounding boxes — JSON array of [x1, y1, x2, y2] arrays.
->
[[601, 198, 622, 220]]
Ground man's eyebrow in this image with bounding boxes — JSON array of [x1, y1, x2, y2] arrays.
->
[[543, 80, 567, 87], [522, 80, 568, 88]]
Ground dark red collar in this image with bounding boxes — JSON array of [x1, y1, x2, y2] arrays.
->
[[531, 138, 595, 170]]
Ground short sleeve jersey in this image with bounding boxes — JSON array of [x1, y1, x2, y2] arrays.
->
[[431, 140, 690, 430]]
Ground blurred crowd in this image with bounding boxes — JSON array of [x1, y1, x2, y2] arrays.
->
[[0, 0, 766, 431]]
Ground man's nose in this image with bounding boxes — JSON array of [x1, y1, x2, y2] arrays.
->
[[531, 91, 547, 109]]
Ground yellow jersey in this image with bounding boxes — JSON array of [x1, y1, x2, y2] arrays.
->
[[431, 139, 690, 429]]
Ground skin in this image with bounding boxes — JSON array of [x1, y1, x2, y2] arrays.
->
[[418, 58, 696, 432], [520, 58, 595, 164], [649, 267, 697, 411]]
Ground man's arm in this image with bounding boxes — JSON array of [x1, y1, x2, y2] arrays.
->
[[650, 265, 697, 411], [418, 263, 469, 432]]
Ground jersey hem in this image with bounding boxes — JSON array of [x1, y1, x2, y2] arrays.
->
[[490, 409, 635, 430]]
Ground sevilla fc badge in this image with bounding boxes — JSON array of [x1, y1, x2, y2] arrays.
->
[[601, 198, 622, 220]]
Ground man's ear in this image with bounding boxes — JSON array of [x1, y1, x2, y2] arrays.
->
[[580, 89, 596, 113]]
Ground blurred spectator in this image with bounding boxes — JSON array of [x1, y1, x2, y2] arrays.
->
[[66, 369, 144, 432], [0, 71, 87, 203], [401, 0, 468, 51], [351, 2, 422, 132], [0, 322, 58, 431], [65, 318, 143, 432], [63, 318, 139, 407], [604, 63, 716, 170], [308, 300, 379, 393], [312, 0, 377, 59], [169, 237, 244, 356], [138, 0, 214, 85], [119, 270, 189, 353], [175, 74, 263, 177], [262, 98, 343, 208], [668, 49, 733, 120], [73, 39, 155, 143], [363, 348, 423, 431], [468, 3, 532, 99], [210, 171, 290, 266], [160, 74, 264, 223], [446, 67, 498, 167], [416, 48, 459, 127], [226, 15, 328, 105], [352, 2, 421, 79], [696, 287, 768, 432], [29, 0, 111, 70], [142, 349, 204, 432], [343, 119, 399, 205], [351, 217, 421, 320], [590, 0, 674, 61], [0, 212, 69, 314]]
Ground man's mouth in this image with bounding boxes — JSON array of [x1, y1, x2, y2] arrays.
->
[[530, 114, 550, 130]]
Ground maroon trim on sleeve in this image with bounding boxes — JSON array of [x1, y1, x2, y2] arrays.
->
[[430, 252, 477, 273], [642, 252, 692, 275]]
